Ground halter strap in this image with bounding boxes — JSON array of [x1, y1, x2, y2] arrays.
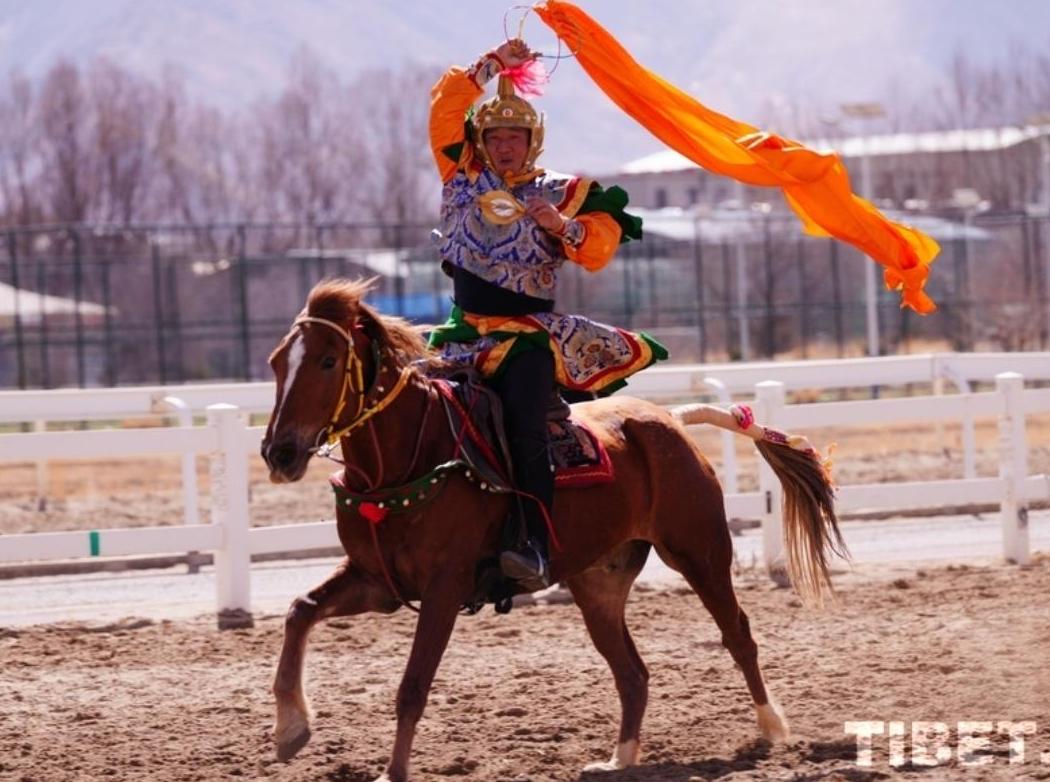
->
[[293, 315, 412, 449]]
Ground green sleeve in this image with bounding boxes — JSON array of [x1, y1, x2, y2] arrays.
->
[[577, 183, 643, 244], [442, 115, 477, 164]]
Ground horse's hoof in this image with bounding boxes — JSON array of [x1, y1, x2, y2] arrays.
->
[[756, 701, 790, 743], [583, 759, 623, 773], [583, 739, 639, 772], [275, 723, 312, 762]]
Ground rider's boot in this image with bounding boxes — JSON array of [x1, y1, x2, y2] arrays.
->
[[499, 504, 551, 592], [499, 444, 554, 592]]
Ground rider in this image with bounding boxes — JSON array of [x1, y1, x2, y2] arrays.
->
[[428, 38, 667, 591]]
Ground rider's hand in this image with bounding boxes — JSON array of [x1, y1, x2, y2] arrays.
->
[[493, 38, 538, 69], [525, 197, 567, 234]]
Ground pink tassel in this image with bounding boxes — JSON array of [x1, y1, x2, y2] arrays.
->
[[502, 59, 549, 98], [730, 404, 755, 431]]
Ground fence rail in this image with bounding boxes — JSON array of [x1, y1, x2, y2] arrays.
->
[[0, 358, 1047, 623], [4, 352, 1046, 422], [2, 214, 1049, 390]]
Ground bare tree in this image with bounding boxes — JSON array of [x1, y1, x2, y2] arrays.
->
[[355, 64, 441, 243], [151, 68, 200, 223], [38, 60, 94, 223], [0, 72, 42, 225], [241, 48, 368, 224], [88, 59, 154, 224]]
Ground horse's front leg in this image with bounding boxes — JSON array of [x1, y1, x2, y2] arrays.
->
[[274, 558, 398, 762], [378, 580, 464, 782]]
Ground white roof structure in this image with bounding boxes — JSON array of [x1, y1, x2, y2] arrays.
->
[[0, 281, 110, 324], [620, 125, 1048, 175]]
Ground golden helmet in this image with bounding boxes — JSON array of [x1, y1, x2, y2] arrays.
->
[[472, 75, 545, 173]]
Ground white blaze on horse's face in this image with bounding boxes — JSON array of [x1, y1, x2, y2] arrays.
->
[[274, 332, 307, 426], [263, 328, 337, 483]]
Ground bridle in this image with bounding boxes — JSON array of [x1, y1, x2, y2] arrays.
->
[[291, 315, 412, 453]]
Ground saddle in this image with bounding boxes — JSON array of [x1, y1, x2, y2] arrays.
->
[[431, 370, 614, 492]]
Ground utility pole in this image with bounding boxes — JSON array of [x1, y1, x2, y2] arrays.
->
[[1025, 113, 1050, 348], [841, 102, 886, 358], [733, 180, 751, 361], [1040, 119, 1050, 345]]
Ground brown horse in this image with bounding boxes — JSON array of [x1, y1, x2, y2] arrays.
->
[[262, 279, 843, 782]]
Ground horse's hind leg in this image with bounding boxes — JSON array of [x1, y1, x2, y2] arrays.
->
[[566, 540, 651, 772], [658, 540, 790, 743], [273, 558, 397, 762]]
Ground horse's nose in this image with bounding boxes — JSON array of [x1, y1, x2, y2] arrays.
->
[[265, 441, 299, 472]]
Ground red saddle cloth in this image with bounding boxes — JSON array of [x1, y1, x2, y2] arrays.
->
[[548, 418, 614, 488]]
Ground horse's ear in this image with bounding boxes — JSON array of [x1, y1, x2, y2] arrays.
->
[[358, 276, 380, 302], [347, 277, 380, 321], [355, 304, 385, 339]]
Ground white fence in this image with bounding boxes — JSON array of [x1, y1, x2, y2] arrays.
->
[[1, 353, 1048, 619]]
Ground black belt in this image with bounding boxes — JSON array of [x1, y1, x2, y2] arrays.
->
[[450, 266, 554, 316]]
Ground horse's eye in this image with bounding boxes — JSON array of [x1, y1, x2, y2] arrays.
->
[[320, 355, 337, 370]]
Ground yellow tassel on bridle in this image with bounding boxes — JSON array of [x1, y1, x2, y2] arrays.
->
[[293, 316, 412, 450]]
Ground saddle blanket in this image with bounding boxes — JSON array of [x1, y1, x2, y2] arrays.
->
[[547, 418, 614, 488]]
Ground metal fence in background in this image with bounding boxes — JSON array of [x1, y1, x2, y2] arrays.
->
[[1, 213, 1047, 389]]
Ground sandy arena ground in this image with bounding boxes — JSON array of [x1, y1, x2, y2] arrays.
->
[[2, 408, 1049, 780], [2, 557, 1049, 781]]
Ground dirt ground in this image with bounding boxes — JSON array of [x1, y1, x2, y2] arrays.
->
[[2, 414, 1049, 536], [1, 557, 1048, 782], [2, 401, 1049, 779]]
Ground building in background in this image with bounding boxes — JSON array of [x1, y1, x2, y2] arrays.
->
[[605, 125, 1050, 215]]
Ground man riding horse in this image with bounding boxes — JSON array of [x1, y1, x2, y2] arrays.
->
[[427, 37, 667, 591]]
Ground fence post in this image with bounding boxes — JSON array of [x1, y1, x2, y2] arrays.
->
[[755, 380, 787, 584], [155, 395, 203, 573], [207, 403, 253, 627], [34, 419, 48, 511], [701, 377, 738, 494], [937, 357, 977, 479], [995, 373, 1030, 565]]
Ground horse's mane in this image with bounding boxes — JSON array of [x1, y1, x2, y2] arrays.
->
[[305, 278, 440, 369]]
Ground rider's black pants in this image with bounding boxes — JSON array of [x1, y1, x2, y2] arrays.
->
[[489, 347, 555, 555]]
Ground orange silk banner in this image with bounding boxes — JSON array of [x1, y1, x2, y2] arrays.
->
[[534, 0, 940, 313]]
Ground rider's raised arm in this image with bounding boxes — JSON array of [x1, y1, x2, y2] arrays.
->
[[429, 51, 504, 183]]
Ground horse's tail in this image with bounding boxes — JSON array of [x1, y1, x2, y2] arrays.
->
[[672, 403, 847, 605]]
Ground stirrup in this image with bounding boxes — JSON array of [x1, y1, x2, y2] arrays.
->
[[500, 545, 550, 592]]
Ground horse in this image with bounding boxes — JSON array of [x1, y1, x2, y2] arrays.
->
[[261, 279, 844, 782]]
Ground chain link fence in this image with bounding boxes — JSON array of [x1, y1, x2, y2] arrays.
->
[[1, 213, 1047, 389]]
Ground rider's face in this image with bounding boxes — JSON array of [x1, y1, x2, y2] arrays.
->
[[483, 127, 530, 175]]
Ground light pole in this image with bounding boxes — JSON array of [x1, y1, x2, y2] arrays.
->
[[950, 188, 988, 349], [841, 102, 886, 357], [1029, 113, 1050, 346], [733, 180, 751, 361]]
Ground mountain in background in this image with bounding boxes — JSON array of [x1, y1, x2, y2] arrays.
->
[[1, 0, 1048, 174]]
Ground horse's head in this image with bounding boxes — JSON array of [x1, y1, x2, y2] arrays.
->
[[261, 279, 376, 482], [261, 279, 433, 483]]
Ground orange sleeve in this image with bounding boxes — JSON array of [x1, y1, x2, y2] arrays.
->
[[429, 67, 483, 183], [564, 212, 622, 272]]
